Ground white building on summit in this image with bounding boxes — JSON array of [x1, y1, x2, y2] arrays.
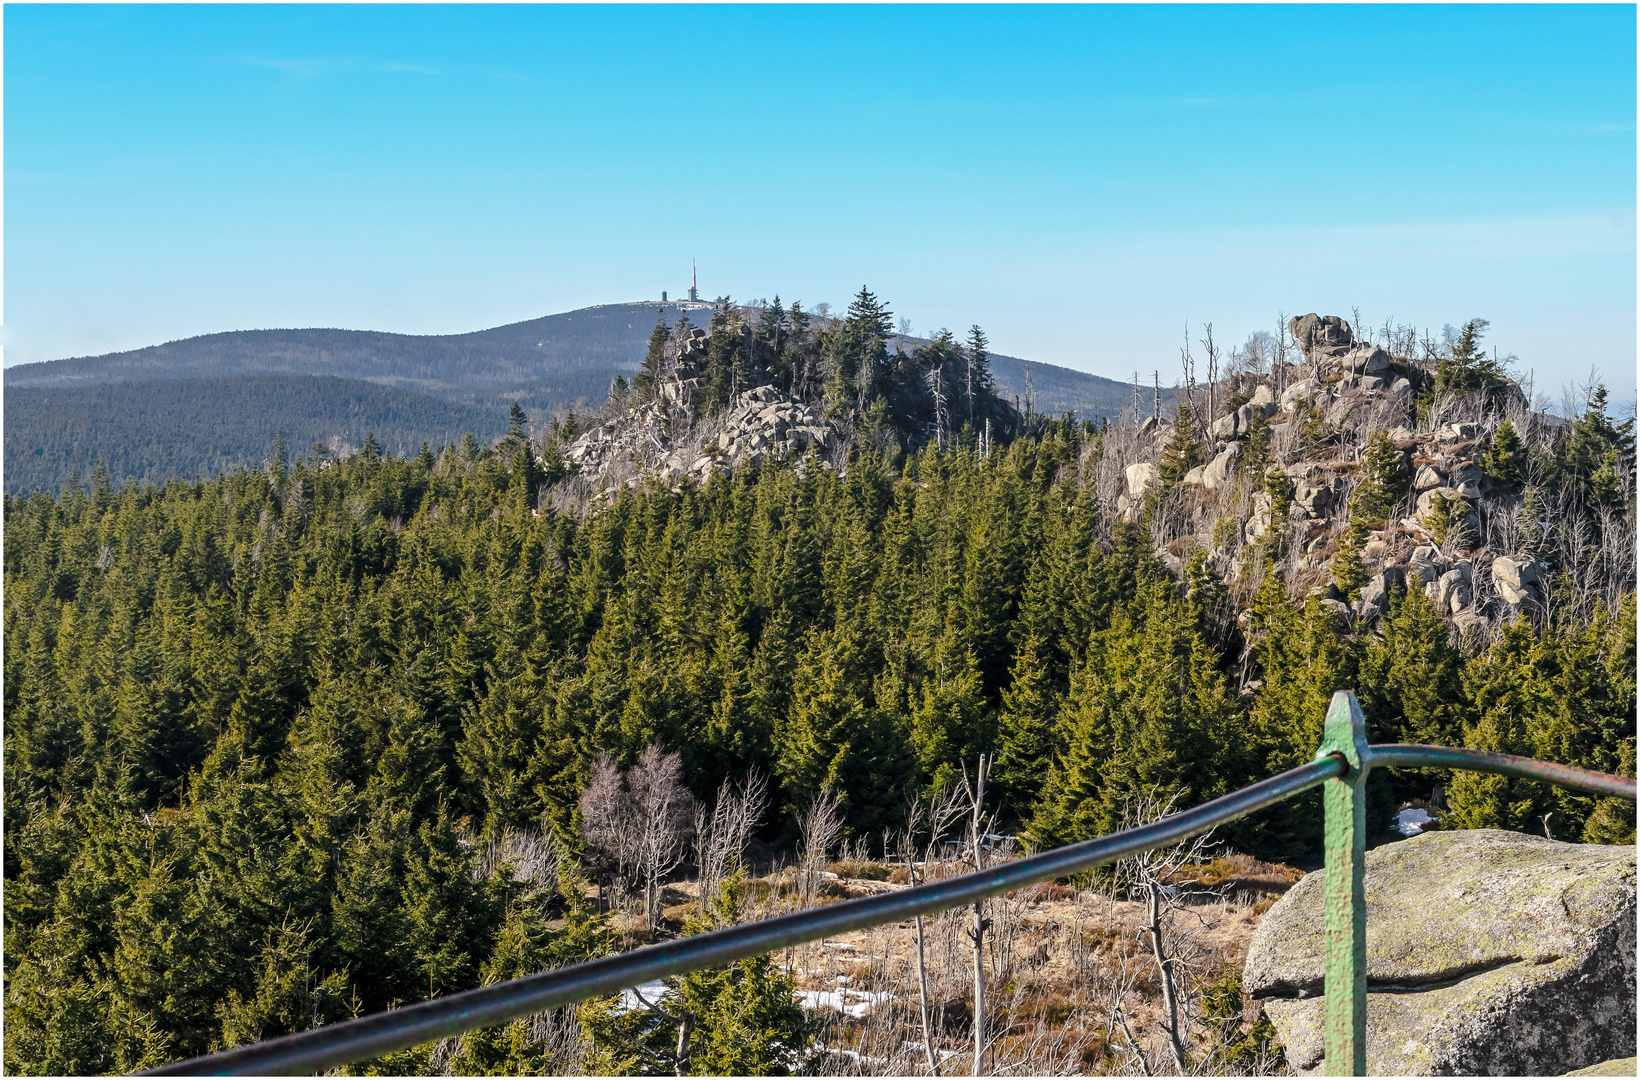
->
[[663, 261, 717, 312]]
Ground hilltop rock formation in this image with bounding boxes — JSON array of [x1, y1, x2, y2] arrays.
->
[[1288, 313, 1354, 358], [561, 385, 848, 491], [1244, 830, 1637, 1076], [1111, 312, 1554, 639]]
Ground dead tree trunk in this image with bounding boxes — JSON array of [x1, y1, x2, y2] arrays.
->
[[965, 755, 991, 1078], [1145, 884, 1190, 1074]]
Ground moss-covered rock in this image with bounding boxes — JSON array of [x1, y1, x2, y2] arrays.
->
[[1244, 829, 1635, 1075]]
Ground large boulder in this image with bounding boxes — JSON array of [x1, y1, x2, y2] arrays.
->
[[1432, 562, 1472, 615], [1492, 555, 1545, 605], [1126, 462, 1158, 501], [1343, 346, 1391, 377], [1413, 464, 1447, 492], [1245, 829, 1636, 1076], [1288, 313, 1353, 358], [1294, 480, 1338, 518], [1281, 378, 1325, 412], [1211, 400, 1277, 440], [1201, 441, 1242, 492]]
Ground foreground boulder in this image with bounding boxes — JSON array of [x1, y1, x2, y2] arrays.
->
[[1244, 829, 1636, 1076]]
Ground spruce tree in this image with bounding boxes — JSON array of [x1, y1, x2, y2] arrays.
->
[[1483, 419, 1523, 486], [636, 310, 670, 401]]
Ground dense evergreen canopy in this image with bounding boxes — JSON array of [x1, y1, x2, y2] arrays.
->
[[4, 418, 1632, 1073]]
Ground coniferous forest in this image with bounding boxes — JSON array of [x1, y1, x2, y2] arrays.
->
[[4, 297, 1635, 1075]]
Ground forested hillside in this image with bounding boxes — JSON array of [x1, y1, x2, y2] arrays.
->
[[5, 397, 1633, 1071], [5, 296, 1635, 1074], [3, 375, 510, 494], [3, 297, 1141, 427]]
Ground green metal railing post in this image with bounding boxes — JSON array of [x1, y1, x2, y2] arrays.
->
[[1316, 690, 1368, 1077]]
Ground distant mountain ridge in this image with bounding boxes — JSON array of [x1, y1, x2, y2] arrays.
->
[[4, 301, 1144, 418]]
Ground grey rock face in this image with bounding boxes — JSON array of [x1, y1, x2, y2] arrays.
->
[[1202, 441, 1241, 492], [1280, 378, 1324, 412], [1492, 555, 1544, 605], [1343, 346, 1391, 376], [1288, 313, 1354, 358], [1245, 830, 1636, 1076], [1413, 464, 1446, 491], [1211, 400, 1276, 441], [1125, 462, 1158, 501]]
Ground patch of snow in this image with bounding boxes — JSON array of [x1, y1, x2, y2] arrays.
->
[[1395, 808, 1434, 836], [796, 988, 893, 1018], [615, 979, 669, 1014]]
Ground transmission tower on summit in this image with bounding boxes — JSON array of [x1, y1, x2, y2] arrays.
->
[[689, 260, 698, 303]]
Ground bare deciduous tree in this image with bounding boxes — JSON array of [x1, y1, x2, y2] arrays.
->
[[579, 746, 698, 933], [1113, 789, 1222, 1075], [900, 782, 966, 1075], [797, 783, 845, 906], [694, 768, 767, 915]]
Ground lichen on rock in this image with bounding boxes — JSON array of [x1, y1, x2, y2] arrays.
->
[[1244, 829, 1636, 1076]]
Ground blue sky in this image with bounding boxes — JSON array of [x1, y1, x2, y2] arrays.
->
[[6, 4, 1635, 398]]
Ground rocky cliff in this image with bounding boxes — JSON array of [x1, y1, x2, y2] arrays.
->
[[1101, 311, 1594, 642]]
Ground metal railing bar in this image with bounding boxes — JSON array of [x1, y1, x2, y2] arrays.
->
[[144, 757, 1346, 1076], [1368, 744, 1638, 800]]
